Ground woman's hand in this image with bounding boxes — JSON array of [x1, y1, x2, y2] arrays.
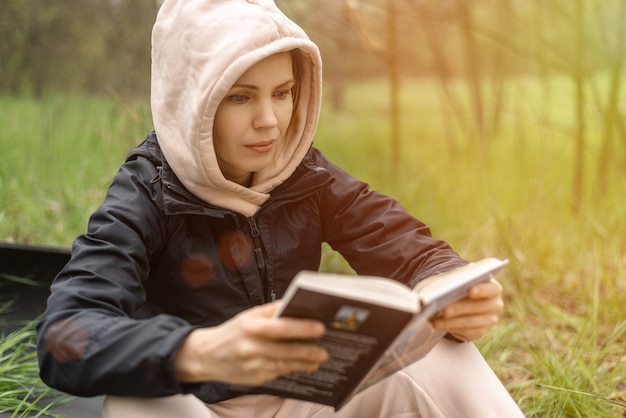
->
[[173, 301, 328, 386], [431, 278, 504, 342]]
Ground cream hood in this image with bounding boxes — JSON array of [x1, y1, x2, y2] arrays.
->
[[151, 0, 322, 217]]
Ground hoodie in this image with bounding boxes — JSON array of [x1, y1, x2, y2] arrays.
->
[[151, 0, 322, 217]]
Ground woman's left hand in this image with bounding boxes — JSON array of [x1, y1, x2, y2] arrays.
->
[[431, 278, 504, 342]]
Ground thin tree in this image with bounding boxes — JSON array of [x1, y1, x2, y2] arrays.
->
[[594, 0, 626, 197], [571, 0, 586, 213], [386, 0, 401, 178], [455, 0, 486, 156], [411, 1, 464, 157]]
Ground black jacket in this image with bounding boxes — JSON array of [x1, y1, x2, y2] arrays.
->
[[37, 131, 466, 403]]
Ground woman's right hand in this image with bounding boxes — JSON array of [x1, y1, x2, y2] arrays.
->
[[173, 301, 329, 386]]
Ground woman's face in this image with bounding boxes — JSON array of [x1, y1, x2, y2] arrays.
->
[[214, 52, 295, 186]]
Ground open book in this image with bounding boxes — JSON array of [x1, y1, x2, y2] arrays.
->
[[233, 257, 508, 410]]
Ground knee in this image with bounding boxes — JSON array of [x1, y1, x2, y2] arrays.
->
[[397, 339, 494, 391], [103, 394, 212, 418]]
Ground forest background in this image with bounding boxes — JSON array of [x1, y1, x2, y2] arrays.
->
[[0, 0, 625, 416]]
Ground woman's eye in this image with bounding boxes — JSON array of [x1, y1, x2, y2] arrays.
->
[[228, 95, 248, 104], [274, 90, 292, 99]]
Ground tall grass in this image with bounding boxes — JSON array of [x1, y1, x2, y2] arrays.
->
[[1, 278, 70, 417], [0, 94, 152, 245], [0, 76, 624, 416], [0, 322, 69, 417]]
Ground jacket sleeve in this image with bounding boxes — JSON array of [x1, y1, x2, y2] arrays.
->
[[36, 154, 197, 397], [311, 148, 468, 287]]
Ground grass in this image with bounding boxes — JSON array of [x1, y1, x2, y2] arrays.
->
[[0, 94, 151, 245], [0, 274, 70, 417], [0, 321, 69, 418], [0, 74, 624, 416]]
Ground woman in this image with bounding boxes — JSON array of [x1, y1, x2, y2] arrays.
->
[[37, 0, 525, 416]]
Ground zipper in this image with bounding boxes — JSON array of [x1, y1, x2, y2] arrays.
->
[[248, 217, 275, 302], [244, 169, 332, 303], [237, 167, 333, 303], [149, 166, 163, 185]]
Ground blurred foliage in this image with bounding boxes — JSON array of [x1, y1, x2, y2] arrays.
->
[[2, 0, 623, 96], [278, 0, 626, 211], [0, 0, 157, 97], [0, 0, 624, 207]]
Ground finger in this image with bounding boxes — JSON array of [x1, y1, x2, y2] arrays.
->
[[277, 358, 325, 375], [237, 337, 328, 364], [432, 312, 499, 332], [468, 278, 502, 299], [238, 343, 328, 381], [247, 300, 283, 317], [242, 315, 326, 340], [441, 296, 504, 319], [239, 301, 326, 340], [240, 355, 323, 384], [447, 327, 490, 342], [268, 351, 327, 376], [265, 341, 328, 364], [209, 341, 326, 386]]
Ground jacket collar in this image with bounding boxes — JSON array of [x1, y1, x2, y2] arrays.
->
[[147, 134, 333, 218]]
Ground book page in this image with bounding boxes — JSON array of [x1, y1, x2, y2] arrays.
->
[[280, 271, 419, 314]]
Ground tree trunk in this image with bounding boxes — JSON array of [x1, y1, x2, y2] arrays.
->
[[28, 1, 44, 98], [571, 0, 585, 213], [457, 0, 486, 155], [387, 0, 401, 178], [415, 3, 463, 157], [594, 0, 625, 197]]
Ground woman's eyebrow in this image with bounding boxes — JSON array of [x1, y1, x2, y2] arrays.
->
[[276, 79, 295, 88], [230, 79, 295, 90]]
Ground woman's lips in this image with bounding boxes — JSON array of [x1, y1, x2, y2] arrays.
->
[[246, 140, 275, 153]]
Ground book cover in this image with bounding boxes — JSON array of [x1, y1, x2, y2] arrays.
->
[[247, 288, 415, 407]]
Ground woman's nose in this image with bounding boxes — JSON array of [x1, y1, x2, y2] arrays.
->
[[252, 99, 279, 129]]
